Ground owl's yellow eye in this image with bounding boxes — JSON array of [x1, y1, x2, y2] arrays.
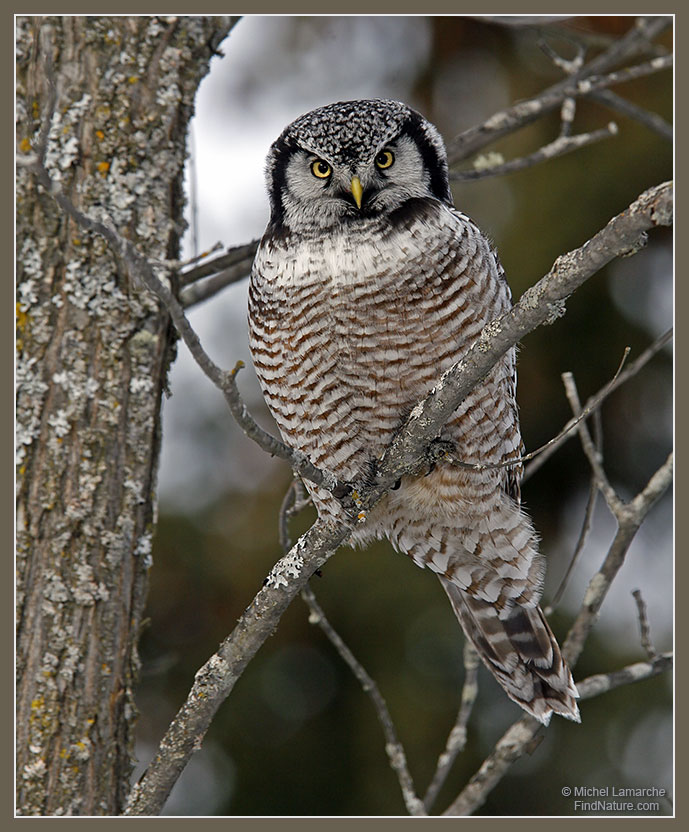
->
[[375, 149, 395, 170], [311, 159, 332, 179]]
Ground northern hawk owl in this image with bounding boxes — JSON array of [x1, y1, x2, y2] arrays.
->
[[248, 99, 579, 725]]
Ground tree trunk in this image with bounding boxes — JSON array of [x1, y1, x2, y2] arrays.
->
[[15, 15, 236, 815]]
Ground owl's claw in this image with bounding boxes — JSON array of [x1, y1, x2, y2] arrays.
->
[[424, 438, 457, 475]]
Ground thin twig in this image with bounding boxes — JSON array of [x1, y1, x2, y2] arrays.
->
[[423, 643, 480, 812], [562, 452, 673, 668], [588, 88, 673, 140], [279, 481, 424, 815], [447, 345, 633, 474], [562, 372, 623, 515], [178, 239, 259, 287], [447, 17, 671, 163], [443, 651, 672, 816], [539, 31, 585, 138], [632, 589, 659, 660], [301, 585, 426, 816], [546, 466, 599, 614], [523, 327, 671, 482], [451, 124, 618, 182]]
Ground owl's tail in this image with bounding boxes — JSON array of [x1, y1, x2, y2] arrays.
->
[[439, 577, 580, 725]]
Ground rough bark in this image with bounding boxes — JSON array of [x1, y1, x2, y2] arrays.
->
[[15, 15, 235, 815]]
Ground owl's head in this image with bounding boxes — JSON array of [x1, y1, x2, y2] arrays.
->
[[264, 99, 453, 234]]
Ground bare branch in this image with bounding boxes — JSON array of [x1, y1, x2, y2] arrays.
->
[[523, 327, 672, 481], [178, 239, 259, 287], [451, 124, 618, 182], [562, 372, 623, 515], [447, 344, 633, 475], [545, 460, 599, 614], [578, 652, 671, 701], [423, 643, 480, 812], [278, 477, 311, 552], [447, 17, 671, 164], [443, 651, 672, 816], [124, 513, 353, 815], [588, 88, 673, 140], [562, 453, 673, 667], [301, 586, 425, 816], [632, 589, 659, 660], [180, 257, 254, 308], [278, 480, 424, 814]]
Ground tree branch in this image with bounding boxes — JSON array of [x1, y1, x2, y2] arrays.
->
[[524, 326, 671, 481], [124, 514, 353, 815], [447, 17, 671, 164], [562, 453, 673, 667], [423, 643, 480, 812], [632, 589, 659, 660], [451, 123, 618, 182], [443, 651, 672, 816], [301, 586, 426, 816], [371, 181, 672, 497]]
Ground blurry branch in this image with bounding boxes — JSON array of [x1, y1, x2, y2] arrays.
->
[[632, 589, 659, 660], [523, 327, 672, 481], [588, 89, 673, 140], [301, 585, 425, 817], [447, 16, 671, 169], [443, 651, 672, 816], [423, 643, 480, 812], [450, 123, 618, 182]]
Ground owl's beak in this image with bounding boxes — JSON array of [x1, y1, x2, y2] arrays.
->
[[350, 176, 363, 210]]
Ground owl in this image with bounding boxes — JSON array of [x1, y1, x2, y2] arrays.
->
[[248, 99, 579, 725]]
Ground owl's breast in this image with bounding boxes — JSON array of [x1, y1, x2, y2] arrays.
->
[[248, 200, 511, 478]]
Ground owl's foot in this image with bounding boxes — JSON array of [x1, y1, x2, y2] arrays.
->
[[424, 438, 457, 475]]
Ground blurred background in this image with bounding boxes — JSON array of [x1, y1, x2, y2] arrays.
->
[[134, 15, 673, 816]]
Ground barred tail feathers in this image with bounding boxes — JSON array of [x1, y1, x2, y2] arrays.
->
[[439, 577, 580, 725]]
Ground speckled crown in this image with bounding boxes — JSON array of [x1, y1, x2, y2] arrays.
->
[[282, 99, 413, 164]]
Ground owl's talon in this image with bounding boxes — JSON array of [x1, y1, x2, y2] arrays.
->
[[424, 439, 457, 475]]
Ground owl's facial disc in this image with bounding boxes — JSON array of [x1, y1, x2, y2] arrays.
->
[[265, 100, 453, 233], [279, 135, 436, 231]]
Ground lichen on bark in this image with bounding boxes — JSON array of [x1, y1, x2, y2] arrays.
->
[[15, 15, 236, 815]]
